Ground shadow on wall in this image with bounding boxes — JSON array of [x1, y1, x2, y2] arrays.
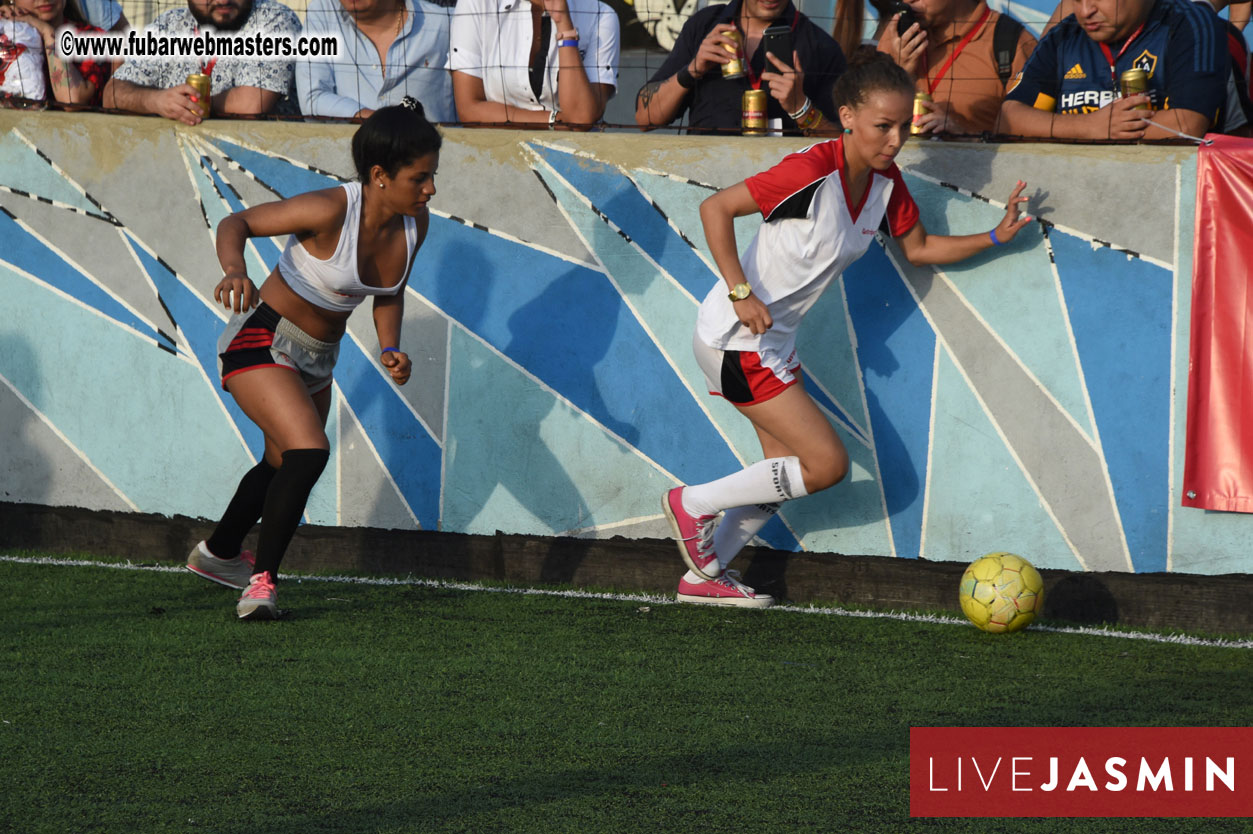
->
[[911, 140, 1056, 230], [0, 334, 51, 514], [1044, 574, 1120, 626], [442, 242, 641, 584], [507, 263, 644, 584]]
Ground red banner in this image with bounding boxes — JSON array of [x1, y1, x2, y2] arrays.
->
[[1183, 135, 1253, 512], [911, 727, 1253, 817]]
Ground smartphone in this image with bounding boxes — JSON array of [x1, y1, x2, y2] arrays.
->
[[886, 0, 922, 35], [762, 24, 794, 69]]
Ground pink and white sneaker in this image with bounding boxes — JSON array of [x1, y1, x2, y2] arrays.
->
[[237, 571, 279, 620], [662, 487, 721, 580], [186, 541, 256, 590], [677, 570, 774, 608]]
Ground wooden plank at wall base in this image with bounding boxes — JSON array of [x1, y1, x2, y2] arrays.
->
[[1, 502, 1249, 636]]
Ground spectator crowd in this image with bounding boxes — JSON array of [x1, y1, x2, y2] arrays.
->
[[1, 0, 1250, 140]]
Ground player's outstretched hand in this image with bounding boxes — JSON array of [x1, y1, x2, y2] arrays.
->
[[380, 349, 412, 385], [992, 180, 1033, 246], [214, 270, 258, 313], [734, 293, 773, 336]]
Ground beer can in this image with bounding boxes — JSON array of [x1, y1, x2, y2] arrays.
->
[[1119, 69, 1151, 110], [186, 73, 211, 119], [910, 91, 932, 135], [741, 89, 767, 135], [721, 29, 745, 79]]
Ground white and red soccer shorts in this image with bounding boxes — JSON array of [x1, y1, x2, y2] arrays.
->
[[692, 332, 800, 406]]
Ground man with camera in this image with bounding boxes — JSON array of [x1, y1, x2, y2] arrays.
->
[[633, 0, 846, 134], [877, 0, 1036, 135]]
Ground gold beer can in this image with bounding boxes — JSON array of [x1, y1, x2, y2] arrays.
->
[[187, 73, 211, 119], [741, 89, 767, 135], [1119, 68, 1151, 110], [721, 28, 745, 79], [910, 91, 931, 135]]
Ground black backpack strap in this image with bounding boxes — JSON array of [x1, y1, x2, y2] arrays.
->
[[992, 12, 1025, 88]]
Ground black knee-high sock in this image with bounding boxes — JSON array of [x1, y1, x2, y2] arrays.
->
[[206, 459, 277, 559], [252, 448, 329, 581]]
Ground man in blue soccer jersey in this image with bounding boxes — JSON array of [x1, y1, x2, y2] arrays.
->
[[999, 0, 1229, 139]]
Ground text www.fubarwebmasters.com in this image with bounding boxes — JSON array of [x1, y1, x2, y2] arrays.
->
[[56, 28, 340, 61]]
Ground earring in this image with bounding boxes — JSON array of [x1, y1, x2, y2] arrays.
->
[[843, 127, 852, 134]]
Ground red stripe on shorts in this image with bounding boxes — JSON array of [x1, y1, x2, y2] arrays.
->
[[227, 327, 274, 352], [737, 351, 795, 404]]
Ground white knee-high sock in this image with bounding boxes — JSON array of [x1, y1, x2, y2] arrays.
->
[[715, 502, 780, 570], [681, 457, 807, 517]]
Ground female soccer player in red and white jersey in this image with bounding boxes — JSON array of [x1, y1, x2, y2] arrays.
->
[[663, 53, 1033, 608]]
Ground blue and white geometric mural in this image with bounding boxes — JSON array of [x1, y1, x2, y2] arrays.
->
[[1, 114, 1246, 575]]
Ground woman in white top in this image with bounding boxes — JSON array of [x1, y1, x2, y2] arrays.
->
[[663, 53, 1034, 608], [450, 0, 619, 127], [185, 97, 440, 620]]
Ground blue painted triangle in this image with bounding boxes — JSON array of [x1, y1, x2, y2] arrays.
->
[[626, 169, 717, 259], [926, 348, 1084, 570], [442, 328, 664, 534], [800, 365, 868, 446], [204, 138, 343, 198], [413, 216, 747, 490], [201, 160, 283, 270], [122, 232, 264, 459], [0, 209, 165, 347], [904, 174, 1093, 438], [843, 244, 935, 560], [531, 144, 715, 302], [755, 513, 802, 551], [1052, 229, 1170, 572], [0, 133, 114, 221], [335, 340, 441, 530]]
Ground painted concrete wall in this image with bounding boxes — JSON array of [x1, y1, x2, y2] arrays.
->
[[0, 110, 1246, 575]]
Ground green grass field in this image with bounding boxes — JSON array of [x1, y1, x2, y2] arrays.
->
[[2, 554, 1250, 834]]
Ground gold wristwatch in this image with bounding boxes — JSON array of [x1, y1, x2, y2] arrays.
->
[[728, 282, 752, 302]]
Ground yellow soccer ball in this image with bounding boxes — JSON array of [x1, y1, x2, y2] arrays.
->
[[958, 552, 1045, 633]]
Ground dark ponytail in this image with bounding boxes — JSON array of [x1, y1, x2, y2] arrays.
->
[[831, 50, 915, 113], [351, 96, 442, 183]]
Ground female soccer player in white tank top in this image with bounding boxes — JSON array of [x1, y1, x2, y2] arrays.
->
[[184, 97, 441, 619], [664, 54, 1035, 608]]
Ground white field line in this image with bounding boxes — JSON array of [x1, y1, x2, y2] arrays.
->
[[2, 554, 1249, 650]]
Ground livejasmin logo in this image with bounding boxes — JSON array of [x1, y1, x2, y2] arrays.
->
[[910, 727, 1253, 817], [927, 754, 1236, 793]]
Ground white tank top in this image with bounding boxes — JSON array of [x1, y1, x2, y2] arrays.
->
[[277, 182, 418, 313]]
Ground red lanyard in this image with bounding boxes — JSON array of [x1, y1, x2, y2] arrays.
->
[[1098, 21, 1146, 86], [924, 5, 991, 95], [740, 12, 800, 90]]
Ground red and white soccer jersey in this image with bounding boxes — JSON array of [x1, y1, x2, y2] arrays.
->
[[695, 137, 919, 358]]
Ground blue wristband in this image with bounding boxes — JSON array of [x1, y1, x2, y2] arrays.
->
[[989, 229, 1003, 246], [381, 346, 400, 354], [557, 37, 579, 48]]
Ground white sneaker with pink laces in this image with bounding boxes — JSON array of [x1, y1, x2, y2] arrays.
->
[[676, 570, 774, 608], [237, 571, 279, 620]]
